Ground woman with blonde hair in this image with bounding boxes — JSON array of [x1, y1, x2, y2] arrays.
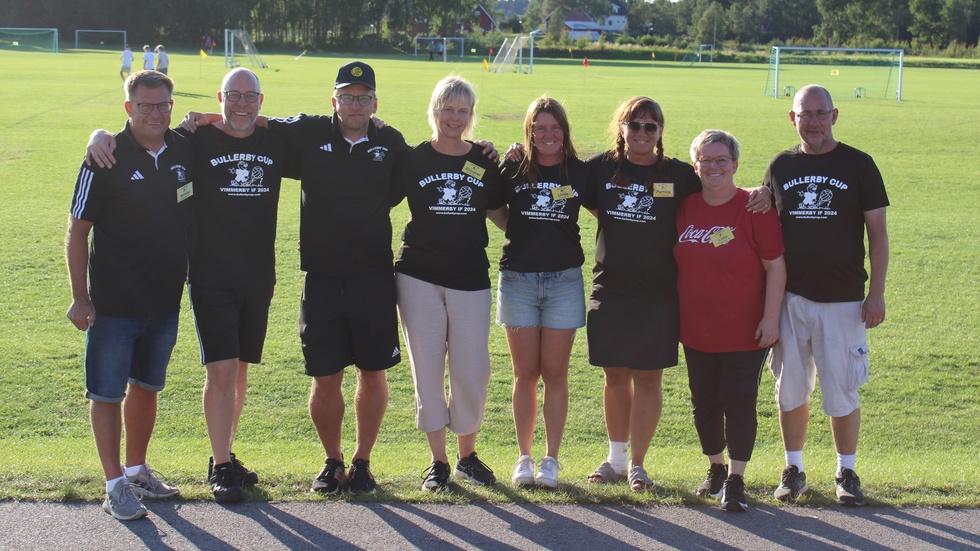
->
[[392, 76, 506, 492]]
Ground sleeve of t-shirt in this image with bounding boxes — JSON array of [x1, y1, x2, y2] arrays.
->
[[267, 113, 318, 150], [858, 156, 890, 211], [389, 150, 410, 207], [69, 162, 108, 223], [484, 161, 506, 211], [676, 160, 702, 200], [581, 157, 601, 210], [751, 207, 785, 261]]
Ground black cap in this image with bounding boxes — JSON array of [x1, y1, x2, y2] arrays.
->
[[335, 61, 376, 90]]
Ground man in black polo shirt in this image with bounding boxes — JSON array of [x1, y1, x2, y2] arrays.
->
[[67, 70, 192, 521], [85, 68, 297, 504], [266, 61, 410, 495]]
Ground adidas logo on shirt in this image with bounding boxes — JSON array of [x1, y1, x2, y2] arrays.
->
[[319, 144, 332, 153], [131, 171, 145, 181], [392, 346, 400, 358]]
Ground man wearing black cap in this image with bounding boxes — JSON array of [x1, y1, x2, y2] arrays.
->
[[264, 60, 410, 495]]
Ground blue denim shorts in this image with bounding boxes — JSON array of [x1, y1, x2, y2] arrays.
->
[[496, 267, 586, 329], [84, 313, 179, 402]]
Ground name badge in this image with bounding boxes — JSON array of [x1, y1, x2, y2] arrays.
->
[[462, 161, 485, 180], [710, 226, 735, 247], [177, 182, 194, 203], [551, 185, 575, 200], [653, 183, 674, 197]]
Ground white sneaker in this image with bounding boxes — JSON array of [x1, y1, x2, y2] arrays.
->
[[535, 456, 560, 489], [511, 455, 535, 487]]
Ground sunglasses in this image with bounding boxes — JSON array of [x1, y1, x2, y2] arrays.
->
[[622, 121, 660, 133]]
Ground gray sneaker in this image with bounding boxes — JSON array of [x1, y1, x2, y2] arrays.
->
[[127, 463, 179, 498], [102, 478, 148, 521]]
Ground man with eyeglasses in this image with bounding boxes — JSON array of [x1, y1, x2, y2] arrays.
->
[[262, 60, 410, 496], [764, 84, 890, 507], [67, 70, 193, 520], [85, 67, 298, 504]]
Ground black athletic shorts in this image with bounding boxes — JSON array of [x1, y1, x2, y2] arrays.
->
[[586, 288, 679, 370], [189, 285, 274, 365], [299, 271, 401, 377]]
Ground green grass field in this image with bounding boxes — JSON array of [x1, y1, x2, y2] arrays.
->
[[0, 49, 977, 507]]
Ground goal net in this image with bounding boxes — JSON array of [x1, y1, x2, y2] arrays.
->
[[489, 36, 530, 73], [0, 27, 58, 53], [224, 29, 266, 69], [680, 44, 714, 66], [765, 46, 904, 101], [75, 30, 127, 51]]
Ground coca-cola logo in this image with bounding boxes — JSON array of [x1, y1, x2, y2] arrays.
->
[[678, 224, 732, 244]]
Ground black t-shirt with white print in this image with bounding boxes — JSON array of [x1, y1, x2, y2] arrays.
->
[[764, 142, 889, 303], [582, 152, 701, 299], [498, 158, 589, 272], [187, 124, 297, 288], [392, 141, 506, 291]]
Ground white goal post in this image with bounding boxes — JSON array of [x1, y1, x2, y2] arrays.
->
[[75, 30, 127, 50], [412, 36, 466, 61], [765, 46, 904, 101], [0, 27, 58, 53], [489, 36, 530, 73], [224, 29, 267, 69]]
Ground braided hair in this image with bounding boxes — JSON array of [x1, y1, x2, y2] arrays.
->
[[607, 96, 665, 190]]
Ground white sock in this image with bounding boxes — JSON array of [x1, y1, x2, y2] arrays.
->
[[123, 464, 143, 478], [837, 453, 856, 477], [785, 450, 804, 473], [607, 441, 628, 473], [106, 475, 127, 494]]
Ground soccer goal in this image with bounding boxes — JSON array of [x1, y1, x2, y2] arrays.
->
[[489, 36, 530, 73], [764, 46, 904, 101], [680, 44, 714, 66], [75, 30, 127, 51], [224, 29, 267, 69], [0, 28, 58, 53]]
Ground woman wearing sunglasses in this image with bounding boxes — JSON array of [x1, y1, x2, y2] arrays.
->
[[581, 97, 772, 492]]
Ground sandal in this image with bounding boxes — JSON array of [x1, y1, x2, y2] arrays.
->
[[587, 461, 626, 484], [628, 464, 655, 492]]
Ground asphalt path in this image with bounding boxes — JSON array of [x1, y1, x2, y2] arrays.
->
[[1, 502, 978, 550]]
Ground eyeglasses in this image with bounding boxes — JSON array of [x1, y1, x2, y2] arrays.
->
[[697, 157, 733, 168], [336, 94, 375, 106], [134, 101, 174, 114], [795, 110, 833, 121], [223, 91, 261, 103], [622, 121, 660, 133]]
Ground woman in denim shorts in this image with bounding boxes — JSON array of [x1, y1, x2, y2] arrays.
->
[[491, 96, 590, 489]]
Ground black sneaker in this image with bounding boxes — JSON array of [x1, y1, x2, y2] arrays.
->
[[773, 465, 809, 501], [835, 468, 866, 506], [422, 461, 451, 492], [348, 458, 377, 494], [210, 463, 245, 503], [454, 452, 496, 486], [230, 452, 259, 487], [696, 463, 728, 498], [310, 458, 348, 495], [721, 474, 749, 512]]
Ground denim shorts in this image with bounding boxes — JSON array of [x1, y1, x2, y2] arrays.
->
[[84, 313, 179, 403], [496, 267, 586, 329]]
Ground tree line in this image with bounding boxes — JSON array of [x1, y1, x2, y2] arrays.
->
[[6, 0, 978, 53]]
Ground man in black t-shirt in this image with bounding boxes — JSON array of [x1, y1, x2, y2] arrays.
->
[[67, 71, 191, 521], [764, 84, 890, 507]]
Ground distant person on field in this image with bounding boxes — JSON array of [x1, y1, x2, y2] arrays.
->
[[155, 45, 169, 75], [85, 68, 299, 505], [765, 84, 889, 507], [119, 44, 133, 81], [142, 45, 154, 70], [66, 70, 190, 521]]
